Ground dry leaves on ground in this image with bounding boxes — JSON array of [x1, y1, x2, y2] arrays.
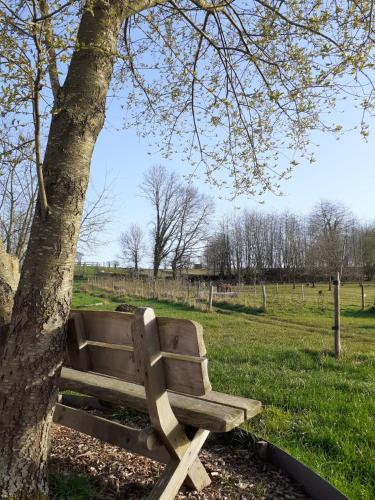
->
[[50, 423, 310, 500]]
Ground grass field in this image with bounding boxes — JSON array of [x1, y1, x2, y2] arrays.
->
[[72, 282, 375, 500]]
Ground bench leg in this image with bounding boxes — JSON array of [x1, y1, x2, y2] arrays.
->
[[148, 428, 210, 500], [138, 424, 210, 491], [185, 456, 211, 491]]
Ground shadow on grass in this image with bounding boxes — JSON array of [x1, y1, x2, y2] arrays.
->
[[342, 308, 375, 319], [214, 301, 264, 316], [235, 347, 344, 370], [263, 347, 373, 372], [49, 466, 151, 499], [108, 294, 200, 314], [300, 347, 337, 360]]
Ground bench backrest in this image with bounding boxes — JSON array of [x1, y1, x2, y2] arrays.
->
[[66, 309, 211, 396]]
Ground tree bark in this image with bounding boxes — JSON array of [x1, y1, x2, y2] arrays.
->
[[153, 250, 161, 278], [0, 2, 126, 497]]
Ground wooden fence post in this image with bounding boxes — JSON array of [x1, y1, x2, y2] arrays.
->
[[360, 283, 365, 310], [208, 283, 213, 311], [262, 285, 267, 311], [333, 272, 341, 357], [301, 284, 305, 302]]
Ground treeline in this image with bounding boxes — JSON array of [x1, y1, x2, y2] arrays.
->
[[204, 201, 375, 282], [121, 168, 375, 282]]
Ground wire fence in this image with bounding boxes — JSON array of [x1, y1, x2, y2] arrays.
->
[[83, 276, 375, 313]]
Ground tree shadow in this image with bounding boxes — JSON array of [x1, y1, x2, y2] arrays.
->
[[104, 294, 199, 314], [342, 308, 375, 319], [300, 348, 337, 360], [214, 301, 264, 316], [49, 457, 153, 499]]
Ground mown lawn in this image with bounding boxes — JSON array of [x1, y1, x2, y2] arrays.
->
[[72, 283, 375, 500]]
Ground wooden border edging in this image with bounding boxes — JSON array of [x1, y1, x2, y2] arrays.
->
[[256, 441, 348, 500]]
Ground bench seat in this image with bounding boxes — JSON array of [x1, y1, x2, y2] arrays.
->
[[60, 366, 261, 432]]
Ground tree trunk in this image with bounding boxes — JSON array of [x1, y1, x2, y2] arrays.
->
[[0, 2, 126, 497], [172, 259, 177, 279], [134, 253, 138, 272], [153, 251, 161, 278]]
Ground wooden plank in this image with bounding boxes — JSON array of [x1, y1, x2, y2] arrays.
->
[[148, 429, 210, 500], [60, 367, 246, 432], [132, 307, 191, 445], [74, 310, 134, 345], [60, 394, 111, 411], [157, 317, 207, 357], [53, 403, 169, 463], [82, 340, 208, 364], [163, 356, 211, 396], [87, 344, 139, 384], [74, 341, 211, 396], [68, 311, 212, 395], [199, 391, 262, 420], [132, 308, 211, 492], [67, 313, 91, 371], [70, 311, 207, 358]]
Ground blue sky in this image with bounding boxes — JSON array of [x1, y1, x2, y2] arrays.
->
[[85, 101, 375, 264]]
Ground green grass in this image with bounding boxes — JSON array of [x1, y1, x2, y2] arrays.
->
[[72, 283, 375, 500]]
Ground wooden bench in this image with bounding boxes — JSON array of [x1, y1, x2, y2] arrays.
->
[[55, 307, 261, 499]]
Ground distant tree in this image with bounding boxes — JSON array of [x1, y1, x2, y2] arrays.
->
[[78, 176, 114, 253], [308, 201, 355, 278], [170, 186, 212, 278], [140, 165, 183, 278], [75, 251, 84, 265], [242, 210, 264, 278], [0, 238, 19, 326], [120, 223, 145, 272], [0, 155, 114, 259], [230, 216, 244, 283], [0, 138, 36, 261], [204, 206, 370, 283], [281, 212, 307, 283], [361, 226, 375, 281], [205, 219, 232, 278]]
